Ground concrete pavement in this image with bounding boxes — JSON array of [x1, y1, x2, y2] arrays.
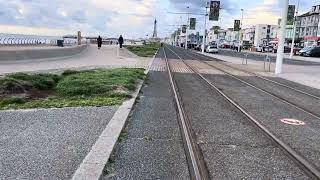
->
[[200, 51, 320, 90], [0, 45, 151, 74], [0, 45, 88, 61]]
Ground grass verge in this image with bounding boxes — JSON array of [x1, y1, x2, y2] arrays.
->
[[125, 42, 160, 57], [0, 68, 145, 110]]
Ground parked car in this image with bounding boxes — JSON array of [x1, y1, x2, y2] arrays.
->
[[298, 46, 313, 56], [302, 46, 320, 57], [256, 45, 263, 52], [206, 44, 219, 53], [273, 46, 292, 53], [200, 44, 208, 52], [194, 44, 201, 51]]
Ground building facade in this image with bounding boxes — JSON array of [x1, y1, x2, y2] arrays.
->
[[225, 28, 239, 44], [296, 5, 320, 46], [254, 24, 278, 47], [242, 26, 255, 44]]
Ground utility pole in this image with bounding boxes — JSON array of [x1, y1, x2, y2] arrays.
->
[[238, 9, 244, 52], [290, 0, 300, 59], [185, 6, 190, 49], [275, 0, 289, 74], [175, 30, 178, 46], [202, 3, 208, 54]]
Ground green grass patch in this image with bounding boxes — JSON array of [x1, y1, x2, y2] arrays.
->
[[125, 43, 160, 57], [0, 68, 145, 110]]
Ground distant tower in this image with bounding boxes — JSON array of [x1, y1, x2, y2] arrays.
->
[[152, 19, 158, 38]]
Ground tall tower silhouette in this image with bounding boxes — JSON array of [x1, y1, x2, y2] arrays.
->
[[152, 19, 157, 38]]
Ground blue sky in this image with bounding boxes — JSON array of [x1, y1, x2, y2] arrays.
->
[[0, 0, 317, 38]]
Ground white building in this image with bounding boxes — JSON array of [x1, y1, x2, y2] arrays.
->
[[208, 30, 218, 43], [254, 24, 279, 47], [225, 28, 239, 44], [242, 26, 255, 44], [296, 5, 320, 46]]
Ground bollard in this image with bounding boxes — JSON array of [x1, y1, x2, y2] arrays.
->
[[242, 53, 248, 65], [264, 55, 271, 72], [117, 44, 120, 57]]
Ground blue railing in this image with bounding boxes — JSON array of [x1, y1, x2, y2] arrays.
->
[[0, 34, 88, 46]]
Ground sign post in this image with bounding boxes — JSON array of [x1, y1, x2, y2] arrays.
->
[[290, 2, 299, 59], [234, 19, 241, 52], [209, 1, 220, 21], [190, 18, 196, 30]]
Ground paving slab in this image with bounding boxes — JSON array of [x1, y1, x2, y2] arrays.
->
[[198, 51, 320, 90], [0, 106, 118, 179]]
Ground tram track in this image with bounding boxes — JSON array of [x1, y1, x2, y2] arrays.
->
[[172, 46, 320, 120], [163, 44, 320, 179], [189, 48, 320, 100], [162, 46, 210, 180]]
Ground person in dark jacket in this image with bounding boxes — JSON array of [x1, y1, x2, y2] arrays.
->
[[97, 36, 102, 49], [118, 35, 124, 48]]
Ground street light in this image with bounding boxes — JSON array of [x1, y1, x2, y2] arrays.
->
[[185, 6, 190, 49], [202, 3, 208, 54], [238, 9, 244, 52], [275, 0, 289, 74]]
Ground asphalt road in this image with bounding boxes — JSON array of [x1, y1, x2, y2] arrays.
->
[[0, 106, 117, 179], [164, 46, 310, 179], [217, 49, 320, 66], [101, 48, 190, 179]]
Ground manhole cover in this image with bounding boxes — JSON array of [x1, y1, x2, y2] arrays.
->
[[280, 118, 305, 126]]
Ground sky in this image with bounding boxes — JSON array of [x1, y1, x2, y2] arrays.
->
[[0, 0, 318, 38]]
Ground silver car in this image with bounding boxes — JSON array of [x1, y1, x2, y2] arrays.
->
[[206, 45, 219, 53]]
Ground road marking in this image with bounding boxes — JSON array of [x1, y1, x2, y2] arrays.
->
[[280, 118, 306, 126]]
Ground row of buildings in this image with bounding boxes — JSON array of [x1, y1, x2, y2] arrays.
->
[[206, 4, 320, 48]]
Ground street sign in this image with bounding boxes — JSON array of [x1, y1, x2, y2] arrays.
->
[[182, 25, 187, 33], [287, 5, 295, 25], [234, 20, 241, 31], [209, 1, 220, 21], [190, 18, 196, 30]]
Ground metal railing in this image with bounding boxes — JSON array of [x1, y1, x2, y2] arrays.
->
[[0, 35, 88, 47]]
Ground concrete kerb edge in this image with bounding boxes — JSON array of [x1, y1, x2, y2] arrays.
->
[[71, 48, 159, 180]]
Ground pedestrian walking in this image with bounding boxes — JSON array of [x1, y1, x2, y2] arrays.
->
[[118, 35, 124, 48], [97, 36, 102, 49]]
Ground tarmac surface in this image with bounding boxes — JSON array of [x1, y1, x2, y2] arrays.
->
[[101, 50, 190, 179], [0, 106, 117, 179]]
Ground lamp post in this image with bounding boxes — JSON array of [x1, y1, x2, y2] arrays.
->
[[238, 9, 244, 52], [202, 3, 208, 53], [185, 6, 190, 49], [275, 0, 289, 74]]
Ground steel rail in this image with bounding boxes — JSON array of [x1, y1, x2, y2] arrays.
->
[[179, 48, 320, 120], [165, 44, 320, 179], [163, 47, 209, 180]]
